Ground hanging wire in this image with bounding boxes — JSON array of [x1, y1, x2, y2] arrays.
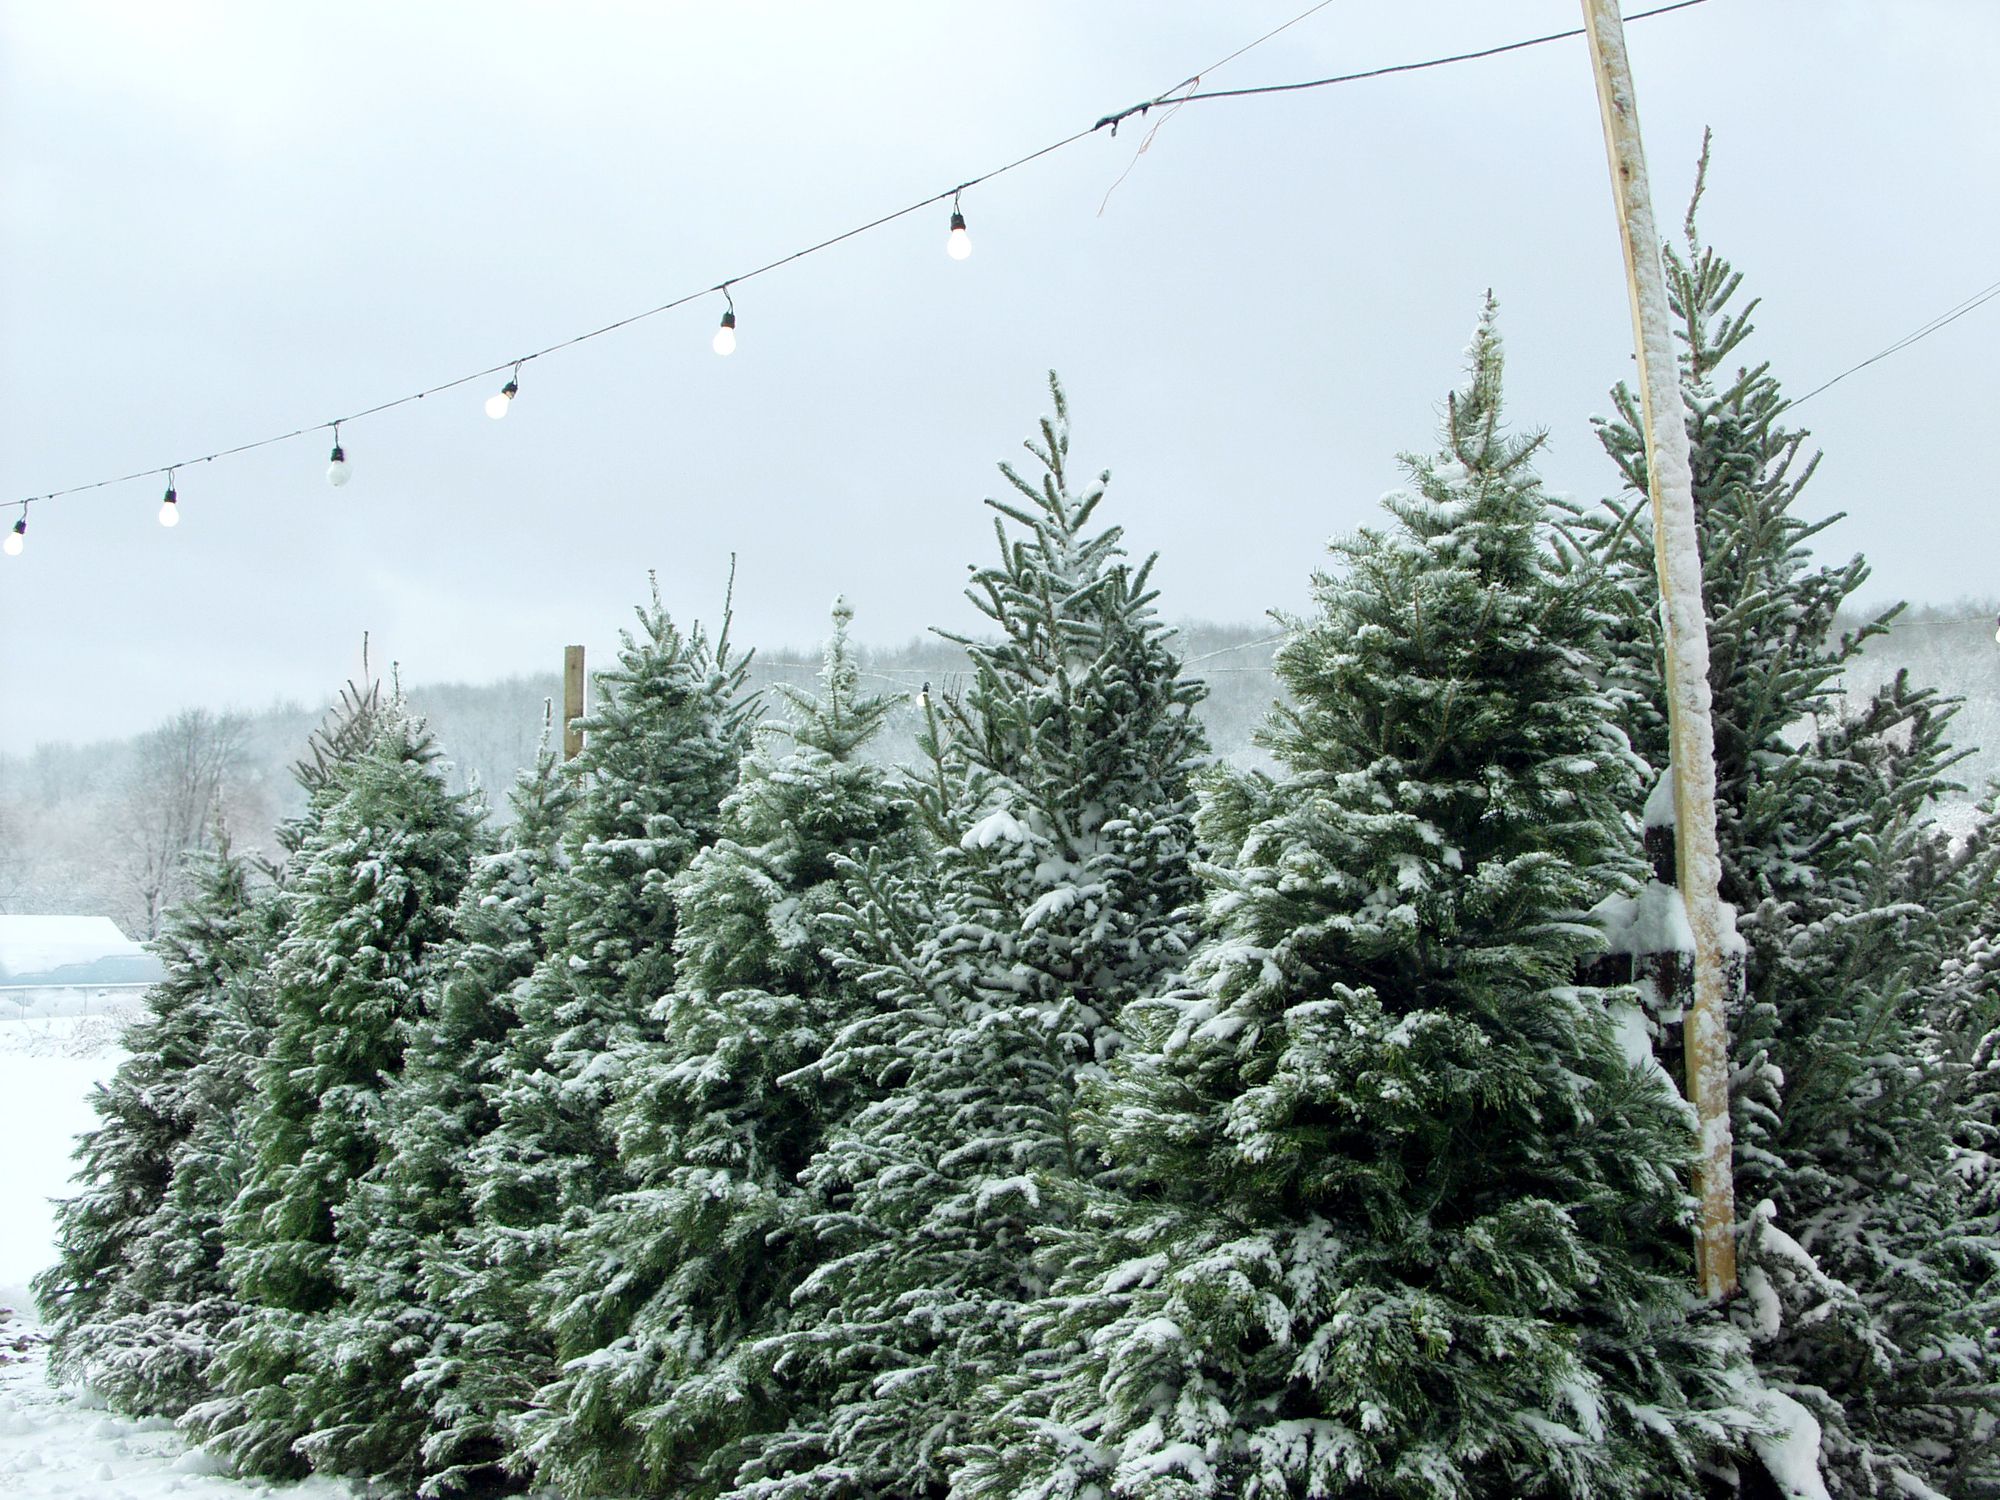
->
[[1789, 275, 2000, 408], [1099, 0, 1709, 125], [14, 0, 1712, 513]]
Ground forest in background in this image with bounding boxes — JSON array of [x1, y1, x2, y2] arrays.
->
[[2, 606, 1993, 941]]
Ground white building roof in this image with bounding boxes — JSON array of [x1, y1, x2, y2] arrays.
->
[[0, 915, 153, 984]]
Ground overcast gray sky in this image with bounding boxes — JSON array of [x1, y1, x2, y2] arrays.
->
[[3, 1, 1994, 755]]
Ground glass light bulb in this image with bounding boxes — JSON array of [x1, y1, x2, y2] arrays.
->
[[328, 458, 352, 487], [3, 527, 22, 557], [712, 323, 737, 356], [158, 499, 180, 528], [947, 211, 972, 261], [485, 390, 513, 419]]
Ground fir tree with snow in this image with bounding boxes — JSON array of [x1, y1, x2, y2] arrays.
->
[[1585, 158, 1995, 1496], [961, 308, 1760, 1500], [34, 841, 267, 1417], [454, 578, 755, 1482], [32, 675, 384, 1421], [518, 596, 925, 1498], [259, 713, 575, 1495], [1916, 822, 2000, 1499], [730, 376, 1210, 1499], [187, 700, 482, 1480]]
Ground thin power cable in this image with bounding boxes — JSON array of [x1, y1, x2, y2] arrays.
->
[[1790, 275, 2000, 408], [1182, 633, 1287, 665], [1096, 0, 1340, 213], [1113, 0, 1345, 126], [1095, 0, 1708, 127], [16, 0, 1708, 512]]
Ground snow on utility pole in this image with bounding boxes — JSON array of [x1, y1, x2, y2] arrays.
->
[[1580, 0, 1738, 1300]]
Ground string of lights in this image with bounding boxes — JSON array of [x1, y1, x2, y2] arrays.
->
[[5, 0, 1715, 552]]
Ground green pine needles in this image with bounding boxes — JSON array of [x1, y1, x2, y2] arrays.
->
[[518, 597, 921, 1498], [191, 699, 484, 1478], [961, 307, 1758, 1500]]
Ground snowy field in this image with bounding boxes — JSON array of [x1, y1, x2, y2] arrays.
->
[[0, 1008, 364, 1500], [0, 986, 153, 1023]]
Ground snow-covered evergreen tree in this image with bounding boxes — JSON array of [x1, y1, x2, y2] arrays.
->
[[961, 309, 1760, 1500], [519, 597, 923, 1497], [34, 841, 267, 1416], [456, 579, 754, 1481], [1914, 823, 2000, 1499], [731, 377, 1210, 1499], [34, 677, 383, 1420], [1585, 161, 1994, 1496], [261, 713, 574, 1495], [187, 701, 482, 1480]]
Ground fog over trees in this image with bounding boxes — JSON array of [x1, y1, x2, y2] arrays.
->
[[2, 608, 1992, 935]]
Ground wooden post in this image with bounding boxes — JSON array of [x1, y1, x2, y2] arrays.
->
[[1580, 0, 1737, 1300], [563, 645, 586, 761]]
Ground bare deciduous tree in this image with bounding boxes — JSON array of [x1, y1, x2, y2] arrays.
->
[[116, 708, 254, 938]]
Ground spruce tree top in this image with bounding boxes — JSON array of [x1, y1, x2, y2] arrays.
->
[[1258, 299, 1644, 919], [762, 593, 895, 763], [549, 573, 756, 1018], [936, 373, 1208, 854]]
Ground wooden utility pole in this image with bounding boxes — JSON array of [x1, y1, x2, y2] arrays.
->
[[1580, 0, 1737, 1300], [562, 645, 586, 761]]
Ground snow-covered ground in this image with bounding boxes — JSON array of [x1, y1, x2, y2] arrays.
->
[[0, 1011, 127, 1316], [1, 986, 156, 1023], [0, 1349, 361, 1500], [0, 1010, 363, 1500]]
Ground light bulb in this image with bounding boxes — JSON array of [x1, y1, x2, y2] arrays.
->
[[158, 484, 180, 528], [327, 442, 351, 488], [947, 209, 971, 261], [486, 378, 519, 420], [713, 309, 737, 356], [3, 518, 23, 557]]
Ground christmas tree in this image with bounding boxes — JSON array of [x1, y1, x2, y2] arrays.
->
[[35, 675, 383, 1421], [457, 577, 754, 1483], [35, 841, 267, 1417], [277, 714, 574, 1495], [1586, 157, 1994, 1496], [963, 309, 1760, 1500], [736, 376, 1210, 1498], [188, 700, 482, 1480], [521, 597, 923, 1497]]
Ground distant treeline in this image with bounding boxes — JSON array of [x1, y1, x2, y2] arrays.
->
[[1, 609, 1993, 936]]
